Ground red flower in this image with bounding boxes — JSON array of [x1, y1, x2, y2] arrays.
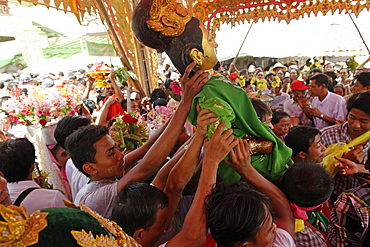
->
[[39, 119, 47, 126], [122, 114, 133, 123], [132, 118, 138, 123], [229, 72, 238, 82]]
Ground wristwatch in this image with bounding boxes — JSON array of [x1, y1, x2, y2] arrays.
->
[[319, 114, 324, 119]]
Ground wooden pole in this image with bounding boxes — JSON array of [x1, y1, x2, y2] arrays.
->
[[229, 23, 254, 72], [348, 13, 370, 54]]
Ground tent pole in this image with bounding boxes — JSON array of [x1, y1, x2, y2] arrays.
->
[[348, 13, 370, 55], [229, 22, 254, 72]]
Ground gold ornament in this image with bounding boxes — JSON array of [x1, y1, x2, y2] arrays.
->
[[147, 0, 191, 37], [76, 205, 142, 247], [0, 204, 48, 246]]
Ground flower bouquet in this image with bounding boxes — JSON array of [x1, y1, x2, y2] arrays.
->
[[168, 80, 182, 101], [146, 105, 175, 133], [109, 112, 148, 151], [251, 77, 268, 93], [7, 86, 82, 127]]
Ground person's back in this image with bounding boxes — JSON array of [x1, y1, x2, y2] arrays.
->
[[0, 138, 66, 213]]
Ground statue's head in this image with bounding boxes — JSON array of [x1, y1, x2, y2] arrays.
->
[[131, 0, 218, 75]]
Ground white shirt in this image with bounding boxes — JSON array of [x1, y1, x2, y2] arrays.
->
[[311, 91, 347, 130], [65, 158, 88, 201], [8, 180, 67, 213], [283, 99, 312, 126]]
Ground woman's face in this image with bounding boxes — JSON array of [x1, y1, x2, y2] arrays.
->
[[334, 86, 344, 97], [257, 72, 264, 80], [277, 70, 285, 79], [199, 25, 218, 70], [289, 69, 299, 80], [272, 116, 291, 137]]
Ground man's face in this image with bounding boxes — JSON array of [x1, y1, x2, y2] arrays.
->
[[130, 101, 140, 113], [90, 135, 124, 179], [104, 86, 115, 96], [308, 79, 323, 97], [340, 69, 349, 80], [306, 134, 326, 163], [347, 108, 370, 139], [352, 80, 367, 93], [138, 207, 168, 247], [292, 90, 306, 102], [256, 72, 264, 80], [250, 208, 276, 247], [199, 25, 218, 70]]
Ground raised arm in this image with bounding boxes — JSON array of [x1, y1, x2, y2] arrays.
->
[[109, 71, 125, 104], [95, 96, 118, 126], [117, 61, 210, 193], [159, 109, 218, 227], [226, 139, 295, 238], [165, 123, 237, 247]]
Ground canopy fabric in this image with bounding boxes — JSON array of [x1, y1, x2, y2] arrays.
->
[[43, 36, 111, 59], [192, 0, 370, 34]]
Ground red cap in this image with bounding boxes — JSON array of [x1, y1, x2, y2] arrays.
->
[[291, 80, 309, 90]]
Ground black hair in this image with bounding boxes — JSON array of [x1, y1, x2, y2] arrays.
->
[[82, 98, 97, 114], [271, 110, 290, 125], [111, 182, 168, 236], [54, 116, 92, 149], [150, 88, 167, 102], [97, 94, 109, 105], [205, 182, 271, 247], [310, 68, 322, 74], [310, 73, 329, 88], [324, 70, 337, 81], [355, 71, 370, 87], [285, 126, 321, 157], [153, 98, 167, 107], [65, 125, 108, 177], [0, 138, 35, 182], [250, 98, 272, 122], [347, 90, 370, 117], [131, 0, 204, 76], [280, 160, 334, 207]]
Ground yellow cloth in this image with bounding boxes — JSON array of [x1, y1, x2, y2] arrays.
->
[[321, 130, 370, 176], [295, 218, 305, 232]]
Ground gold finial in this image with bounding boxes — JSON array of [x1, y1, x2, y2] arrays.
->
[[147, 0, 192, 37], [0, 204, 48, 246]]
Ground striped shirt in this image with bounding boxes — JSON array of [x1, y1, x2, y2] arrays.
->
[[327, 183, 370, 246]]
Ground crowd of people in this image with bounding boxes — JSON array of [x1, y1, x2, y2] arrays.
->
[[1, 0, 370, 245]]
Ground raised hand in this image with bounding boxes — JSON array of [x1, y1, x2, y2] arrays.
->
[[225, 139, 251, 175], [343, 145, 365, 164], [195, 109, 218, 139], [180, 61, 210, 106], [203, 122, 237, 164]]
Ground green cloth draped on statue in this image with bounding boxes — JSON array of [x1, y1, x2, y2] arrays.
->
[[188, 76, 293, 184]]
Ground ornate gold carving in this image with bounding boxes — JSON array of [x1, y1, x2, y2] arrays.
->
[[245, 135, 274, 155], [0, 204, 48, 246], [71, 229, 119, 247], [78, 205, 142, 247], [147, 0, 191, 37]]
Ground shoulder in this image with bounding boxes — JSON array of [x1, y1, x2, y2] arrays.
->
[[273, 228, 296, 247], [328, 92, 346, 103]]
